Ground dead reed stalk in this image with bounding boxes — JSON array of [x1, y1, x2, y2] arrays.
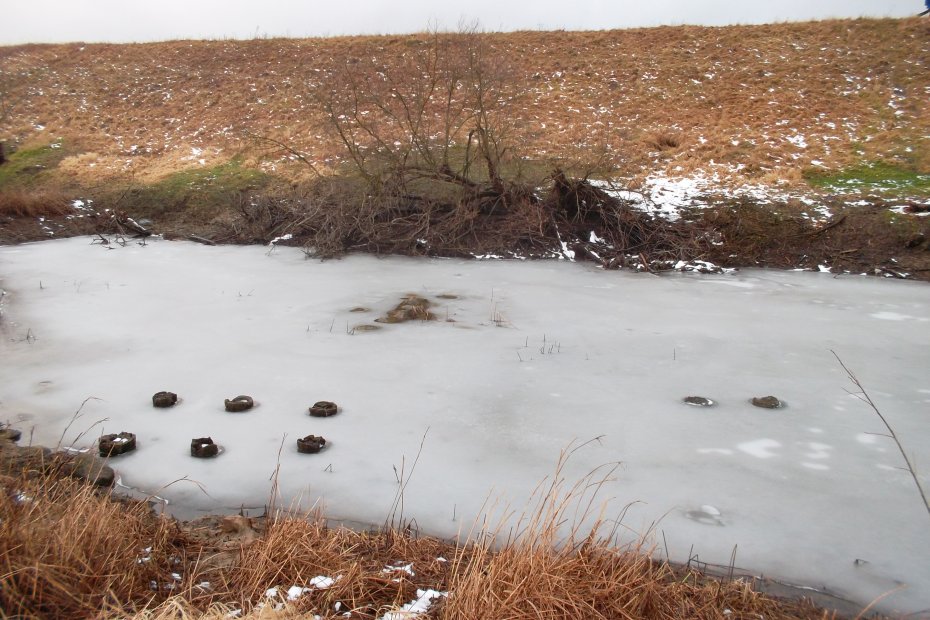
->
[[0, 442, 851, 619], [441, 439, 838, 619], [0, 470, 178, 617], [832, 351, 930, 522]]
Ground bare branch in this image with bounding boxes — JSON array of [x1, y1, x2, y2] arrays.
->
[[317, 24, 519, 200], [242, 130, 323, 178], [832, 350, 930, 523]]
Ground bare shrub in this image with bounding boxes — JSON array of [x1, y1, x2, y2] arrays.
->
[[229, 189, 311, 244], [309, 29, 706, 268], [319, 25, 523, 206]]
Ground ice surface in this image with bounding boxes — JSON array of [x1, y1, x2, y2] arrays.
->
[[1, 237, 929, 614]]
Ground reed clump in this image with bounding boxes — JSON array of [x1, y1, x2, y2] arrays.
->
[[0, 444, 853, 619], [0, 463, 180, 617]]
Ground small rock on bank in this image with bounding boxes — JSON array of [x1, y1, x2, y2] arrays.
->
[[0, 436, 114, 487], [61, 452, 115, 487]]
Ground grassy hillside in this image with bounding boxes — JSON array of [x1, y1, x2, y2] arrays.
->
[[0, 18, 929, 277], [2, 18, 928, 187]]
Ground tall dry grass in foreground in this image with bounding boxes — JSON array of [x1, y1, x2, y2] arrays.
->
[[0, 447, 847, 620], [0, 465, 180, 617], [0, 187, 72, 217], [439, 448, 833, 620]]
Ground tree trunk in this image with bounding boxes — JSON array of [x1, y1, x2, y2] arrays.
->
[[0, 141, 6, 165]]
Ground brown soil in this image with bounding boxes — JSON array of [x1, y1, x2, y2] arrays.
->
[[698, 197, 930, 278]]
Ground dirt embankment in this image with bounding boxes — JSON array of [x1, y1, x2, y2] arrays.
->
[[2, 18, 929, 184]]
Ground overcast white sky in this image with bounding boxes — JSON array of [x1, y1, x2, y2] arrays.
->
[[1, 0, 923, 45]]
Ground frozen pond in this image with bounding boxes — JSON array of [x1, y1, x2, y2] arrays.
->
[[1, 237, 929, 615]]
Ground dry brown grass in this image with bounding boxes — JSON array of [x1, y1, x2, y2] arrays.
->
[[2, 18, 928, 278], [1, 18, 927, 191], [227, 513, 456, 618], [0, 465, 180, 618], [439, 446, 833, 620], [0, 186, 72, 217], [0, 442, 866, 620]]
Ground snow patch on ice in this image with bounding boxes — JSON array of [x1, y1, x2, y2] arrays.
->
[[870, 311, 922, 321], [737, 439, 781, 459], [802, 463, 830, 471], [804, 443, 832, 460]]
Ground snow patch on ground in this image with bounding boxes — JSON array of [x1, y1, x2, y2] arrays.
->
[[590, 171, 821, 222], [380, 589, 447, 620], [589, 169, 930, 223]]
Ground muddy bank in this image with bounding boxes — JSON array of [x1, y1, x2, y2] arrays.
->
[[2, 186, 928, 282]]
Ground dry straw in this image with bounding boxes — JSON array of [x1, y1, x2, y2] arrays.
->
[[0, 433, 862, 618]]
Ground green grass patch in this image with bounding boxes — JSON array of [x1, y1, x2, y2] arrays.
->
[[120, 158, 270, 219], [804, 161, 930, 196], [0, 141, 69, 189]]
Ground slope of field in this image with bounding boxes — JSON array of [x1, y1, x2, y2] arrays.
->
[[0, 18, 929, 278], [2, 18, 929, 186]]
